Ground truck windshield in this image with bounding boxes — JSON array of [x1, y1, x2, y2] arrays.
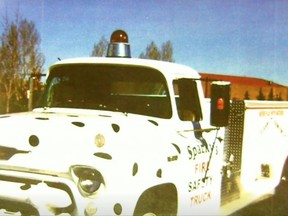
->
[[39, 64, 172, 118]]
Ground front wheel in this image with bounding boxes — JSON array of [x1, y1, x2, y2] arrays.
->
[[133, 183, 177, 216]]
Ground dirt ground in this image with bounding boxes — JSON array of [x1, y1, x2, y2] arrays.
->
[[231, 184, 288, 216]]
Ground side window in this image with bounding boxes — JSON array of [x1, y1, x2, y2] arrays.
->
[[46, 76, 76, 107], [173, 79, 202, 121], [46, 77, 61, 107]]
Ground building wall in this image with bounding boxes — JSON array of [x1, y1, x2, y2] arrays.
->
[[200, 73, 288, 101]]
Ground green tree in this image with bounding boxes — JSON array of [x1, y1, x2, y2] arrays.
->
[[0, 16, 44, 113], [268, 88, 274, 101], [161, 40, 174, 62], [244, 90, 250, 100], [275, 93, 283, 101], [91, 36, 108, 57], [256, 88, 265, 100], [139, 41, 161, 60], [139, 41, 174, 62]]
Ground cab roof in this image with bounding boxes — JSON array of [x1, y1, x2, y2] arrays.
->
[[50, 57, 200, 80]]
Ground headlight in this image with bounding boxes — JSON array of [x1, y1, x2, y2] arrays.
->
[[79, 170, 102, 193], [70, 166, 104, 196]]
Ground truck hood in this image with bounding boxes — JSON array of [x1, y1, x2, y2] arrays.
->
[[0, 108, 170, 174]]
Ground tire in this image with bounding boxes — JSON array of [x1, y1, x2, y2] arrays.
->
[[133, 183, 177, 216]]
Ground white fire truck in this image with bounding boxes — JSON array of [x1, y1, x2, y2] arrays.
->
[[0, 30, 288, 215]]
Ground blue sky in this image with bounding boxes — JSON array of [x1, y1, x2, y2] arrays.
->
[[1, 0, 288, 86]]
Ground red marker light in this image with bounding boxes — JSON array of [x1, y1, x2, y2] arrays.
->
[[217, 98, 224, 110], [110, 30, 128, 43]]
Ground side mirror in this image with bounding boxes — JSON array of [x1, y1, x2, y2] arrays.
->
[[210, 81, 230, 127]]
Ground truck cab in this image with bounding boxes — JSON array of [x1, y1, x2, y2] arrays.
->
[[31, 56, 225, 215]]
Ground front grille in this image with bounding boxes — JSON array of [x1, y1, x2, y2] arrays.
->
[[0, 173, 78, 215]]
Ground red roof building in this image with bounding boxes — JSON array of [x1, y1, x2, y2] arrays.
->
[[199, 73, 288, 101]]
